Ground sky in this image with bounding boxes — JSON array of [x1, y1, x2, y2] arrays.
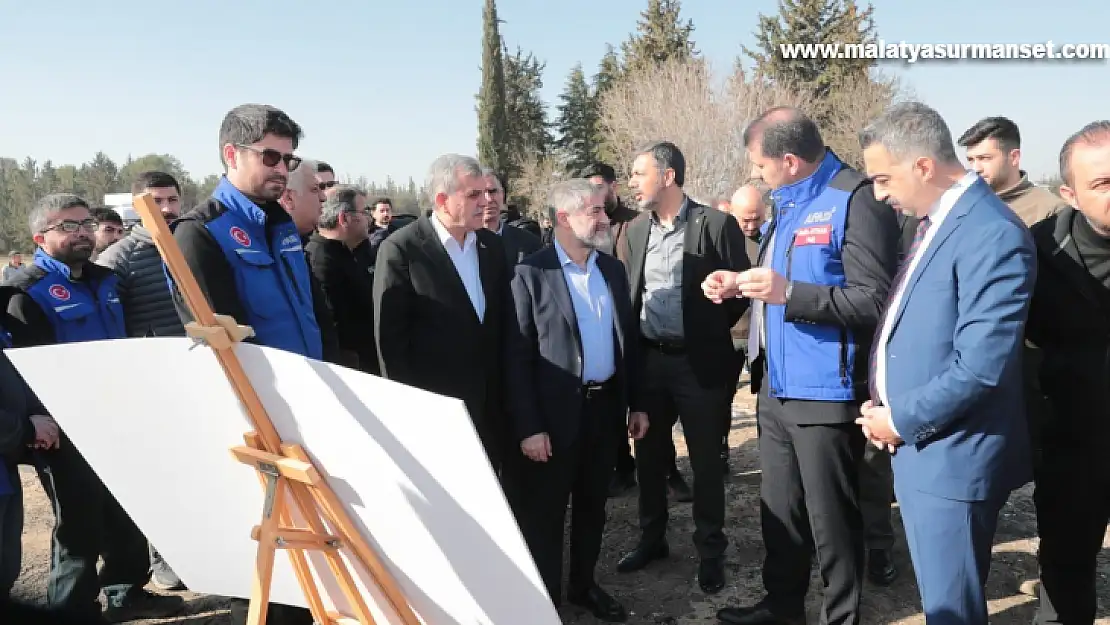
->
[[1, 0, 1107, 195]]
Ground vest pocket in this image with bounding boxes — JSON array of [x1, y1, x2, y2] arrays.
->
[[234, 250, 281, 319], [54, 303, 94, 322]]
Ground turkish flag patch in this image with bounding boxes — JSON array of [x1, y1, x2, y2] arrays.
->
[[794, 225, 831, 246]]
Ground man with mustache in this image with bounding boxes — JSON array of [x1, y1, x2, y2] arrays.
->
[[503, 178, 649, 621], [0, 194, 185, 623]]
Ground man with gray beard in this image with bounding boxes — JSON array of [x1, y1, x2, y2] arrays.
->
[[504, 178, 648, 621]]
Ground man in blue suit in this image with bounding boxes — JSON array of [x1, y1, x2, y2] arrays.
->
[[854, 102, 1036, 625]]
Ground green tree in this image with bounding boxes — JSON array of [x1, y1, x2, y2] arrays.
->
[[594, 44, 623, 97], [621, 0, 698, 76], [743, 0, 877, 99], [476, 0, 510, 176], [77, 151, 122, 206], [555, 64, 600, 174], [503, 45, 552, 179]]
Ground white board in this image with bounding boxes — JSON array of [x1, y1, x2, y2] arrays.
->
[[8, 337, 560, 625]]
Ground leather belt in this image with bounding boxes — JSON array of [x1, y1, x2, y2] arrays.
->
[[641, 337, 687, 355], [582, 377, 616, 399]]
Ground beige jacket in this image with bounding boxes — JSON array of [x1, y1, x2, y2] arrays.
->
[[997, 171, 1067, 227]]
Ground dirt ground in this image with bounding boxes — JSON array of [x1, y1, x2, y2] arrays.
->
[[10, 379, 1110, 624]]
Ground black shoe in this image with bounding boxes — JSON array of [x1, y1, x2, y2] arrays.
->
[[668, 471, 693, 503], [698, 557, 726, 594], [616, 540, 669, 572], [608, 471, 636, 497], [867, 548, 898, 586], [568, 584, 627, 622], [717, 601, 805, 625], [103, 589, 185, 623]]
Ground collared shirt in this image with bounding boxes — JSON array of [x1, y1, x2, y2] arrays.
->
[[555, 239, 616, 383], [876, 170, 977, 423], [431, 212, 485, 321], [640, 196, 689, 340]]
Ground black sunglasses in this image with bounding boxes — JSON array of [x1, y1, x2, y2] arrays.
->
[[236, 144, 302, 171], [319, 180, 338, 189]]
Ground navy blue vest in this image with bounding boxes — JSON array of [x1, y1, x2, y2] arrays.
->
[[761, 151, 860, 401], [200, 178, 322, 360], [24, 249, 126, 344]]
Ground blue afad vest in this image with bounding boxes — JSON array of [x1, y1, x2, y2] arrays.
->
[[761, 150, 863, 402], [200, 178, 322, 360], [24, 249, 126, 344]]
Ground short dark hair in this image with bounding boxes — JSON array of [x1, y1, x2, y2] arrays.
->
[[316, 161, 334, 175], [131, 171, 181, 195], [218, 104, 303, 164], [90, 207, 123, 226], [957, 116, 1021, 152], [1059, 120, 1110, 185], [635, 141, 685, 187], [372, 197, 393, 208], [742, 106, 825, 163], [579, 162, 617, 183]]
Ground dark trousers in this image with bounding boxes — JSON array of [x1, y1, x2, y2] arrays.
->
[[36, 441, 151, 618], [0, 471, 22, 600], [1034, 449, 1108, 625], [896, 482, 1002, 625], [756, 382, 864, 625], [506, 385, 620, 604], [229, 599, 314, 625], [858, 442, 895, 551], [635, 348, 731, 558]]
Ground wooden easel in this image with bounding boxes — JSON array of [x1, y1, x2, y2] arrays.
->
[[131, 193, 422, 625]]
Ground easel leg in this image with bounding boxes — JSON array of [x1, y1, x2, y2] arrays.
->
[[247, 463, 285, 625]]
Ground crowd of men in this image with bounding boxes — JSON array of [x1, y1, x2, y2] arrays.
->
[[0, 99, 1105, 625]]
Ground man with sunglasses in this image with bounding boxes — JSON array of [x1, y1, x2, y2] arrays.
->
[[0, 193, 186, 624], [316, 161, 338, 197]]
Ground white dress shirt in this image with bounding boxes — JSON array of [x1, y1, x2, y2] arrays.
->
[[875, 170, 977, 434], [431, 213, 486, 321], [554, 239, 616, 383]]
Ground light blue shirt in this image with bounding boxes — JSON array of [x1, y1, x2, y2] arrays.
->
[[554, 239, 616, 383]]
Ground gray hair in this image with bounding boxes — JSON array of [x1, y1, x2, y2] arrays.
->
[[286, 158, 319, 194], [1059, 120, 1110, 185], [546, 178, 603, 225], [480, 166, 503, 191], [858, 102, 961, 166], [29, 193, 90, 236], [425, 154, 483, 206], [318, 185, 366, 230]]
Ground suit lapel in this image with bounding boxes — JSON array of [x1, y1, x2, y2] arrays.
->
[[476, 234, 498, 325], [627, 215, 651, 308], [543, 248, 583, 356], [888, 181, 987, 334], [597, 256, 626, 356], [682, 202, 707, 293], [417, 216, 479, 324]]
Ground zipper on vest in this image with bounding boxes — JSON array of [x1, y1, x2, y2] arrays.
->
[[838, 328, 849, 384], [785, 239, 796, 281]]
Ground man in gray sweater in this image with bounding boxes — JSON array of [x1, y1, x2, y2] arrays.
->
[[95, 170, 186, 591]]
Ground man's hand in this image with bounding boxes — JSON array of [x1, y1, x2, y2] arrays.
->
[[521, 433, 552, 462], [29, 414, 60, 450], [856, 400, 901, 453], [702, 270, 742, 303], [628, 412, 649, 440], [736, 268, 788, 305]]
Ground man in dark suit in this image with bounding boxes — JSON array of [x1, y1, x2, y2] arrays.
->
[[479, 168, 542, 266], [373, 154, 511, 470], [504, 178, 649, 622], [856, 102, 1036, 625], [616, 141, 750, 594]]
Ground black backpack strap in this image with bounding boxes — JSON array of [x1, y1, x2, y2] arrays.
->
[[828, 166, 871, 195]]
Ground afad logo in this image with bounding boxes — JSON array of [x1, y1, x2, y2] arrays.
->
[[48, 284, 71, 301], [230, 226, 252, 247]]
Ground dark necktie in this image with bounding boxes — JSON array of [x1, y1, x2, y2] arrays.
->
[[868, 215, 932, 405]]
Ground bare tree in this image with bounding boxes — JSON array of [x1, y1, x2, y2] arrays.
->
[[817, 70, 914, 169], [510, 155, 564, 219], [597, 58, 813, 203]]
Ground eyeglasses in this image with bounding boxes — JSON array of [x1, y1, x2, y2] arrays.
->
[[319, 180, 338, 190], [43, 219, 97, 234], [236, 144, 302, 171]]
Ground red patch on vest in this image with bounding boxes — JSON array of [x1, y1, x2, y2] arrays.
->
[[48, 284, 71, 301], [794, 225, 832, 246], [230, 226, 251, 247]]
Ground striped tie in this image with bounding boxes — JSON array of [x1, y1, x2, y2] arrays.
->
[[868, 216, 931, 405]]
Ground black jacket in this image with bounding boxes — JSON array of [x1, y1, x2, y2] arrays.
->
[[624, 198, 752, 388], [373, 214, 512, 465], [0, 349, 42, 466], [497, 223, 542, 267], [304, 233, 377, 373], [505, 245, 642, 450], [1025, 206, 1110, 462], [95, 225, 185, 338]]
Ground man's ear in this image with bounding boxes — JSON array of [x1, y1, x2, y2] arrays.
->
[[222, 143, 238, 171], [1058, 183, 1078, 209], [32, 233, 45, 247]]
